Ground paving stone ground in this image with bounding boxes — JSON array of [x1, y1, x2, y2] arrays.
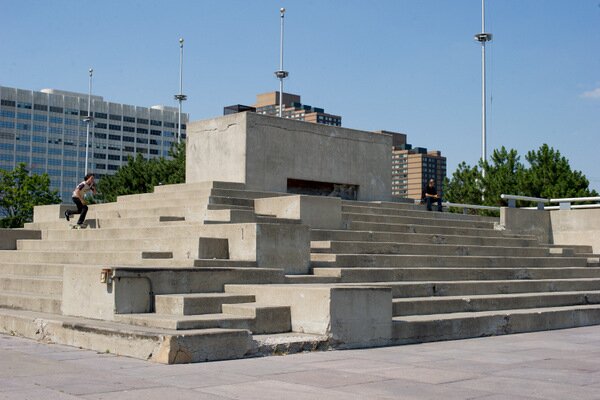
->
[[2, 325, 600, 399]]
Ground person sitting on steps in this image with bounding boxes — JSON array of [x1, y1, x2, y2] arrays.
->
[[424, 178, 443, 212], [64, 173, 96, 228]]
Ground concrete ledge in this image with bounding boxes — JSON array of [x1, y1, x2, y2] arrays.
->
[[0, 308, 251, 364], [0, 229, 41, 250], [500, 207, 552, 244], [62, 266, 286, 319], [32, 204, 72, 223], [225, 284, 392, 348], [255, 195, 342, 229]]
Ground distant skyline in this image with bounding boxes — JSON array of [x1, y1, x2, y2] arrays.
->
[[2, 0, 599, 191]]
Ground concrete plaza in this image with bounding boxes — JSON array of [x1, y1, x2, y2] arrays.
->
[[1, 325, 600, 399]]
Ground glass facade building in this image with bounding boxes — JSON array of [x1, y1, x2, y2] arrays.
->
[[0, 86, 188, 201]]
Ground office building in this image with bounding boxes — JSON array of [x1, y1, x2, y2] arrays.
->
[[0, 85, 187, 200], [384, 131, 447, 200], [224, 92, 342, 126]]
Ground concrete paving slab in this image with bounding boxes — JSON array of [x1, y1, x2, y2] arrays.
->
[[196, 379, 368, 400], [2, 326, 600, 399], [445, 375, 600, 400]]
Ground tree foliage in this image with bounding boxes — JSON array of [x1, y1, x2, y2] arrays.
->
[[97, 142, 185, 203], [444, 144, 598, 211], [0, 163, 62, 228]]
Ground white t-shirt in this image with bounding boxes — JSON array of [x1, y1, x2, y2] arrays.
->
[[72, 181, 94, 198]]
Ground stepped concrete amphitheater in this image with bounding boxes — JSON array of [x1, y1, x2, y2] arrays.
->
[[1, 112, 600, 364]]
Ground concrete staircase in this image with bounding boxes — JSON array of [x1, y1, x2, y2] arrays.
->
[[1, 181, 600, 363], [299, 200, 600, 344]]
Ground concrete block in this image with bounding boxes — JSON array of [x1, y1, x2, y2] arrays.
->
[[32, 204, 72, 223], [550, 208, 600, 253], [198, 237, 229, 259], [186, 112, 392, 201], [0, 229, 41, 250], [500, 207, 552, 244], [225, 284, 392, 347], [255, 195, 342, 229]]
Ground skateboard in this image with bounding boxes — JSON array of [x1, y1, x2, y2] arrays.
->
[[71, 224, 88, 229]]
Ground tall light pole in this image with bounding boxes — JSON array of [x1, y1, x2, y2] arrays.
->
[[83, 68, 94, 176], [274, 8, 288, 117], [474, 0, 492, 174], [174, 38, 187, 144]]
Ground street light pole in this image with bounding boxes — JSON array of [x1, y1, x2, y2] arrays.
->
[[174, 38, 187, 144], [84, 68, 93, 176], [474, 0, 492, 174], [274, 8, 288, 117]]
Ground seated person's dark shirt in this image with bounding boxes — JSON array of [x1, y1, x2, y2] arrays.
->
[[425, 185, 438, 196]]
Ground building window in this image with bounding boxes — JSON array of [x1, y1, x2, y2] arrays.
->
[[1, 99, 16, 107]]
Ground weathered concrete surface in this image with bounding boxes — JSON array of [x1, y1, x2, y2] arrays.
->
[[500, 207, 553, 243], [32, 204, 72, 223], [501, 207, 600, 252], [186, 112, 392, 201], [62, 267, 285, 319], [255, 195, 343, 229], [0, 308, 252, 364], [550, 208, 600, 253], [225, 284, 392, 348], [0, 229, 41, 250]]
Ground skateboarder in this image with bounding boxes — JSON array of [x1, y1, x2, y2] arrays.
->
[[65, 173, 96, 228]]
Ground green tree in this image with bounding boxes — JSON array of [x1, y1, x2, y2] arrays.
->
[[97, 142, 185, 203], [480, 146, 525, 206], [522, 144, 598, 199], [444, 161, 483, 207], [0, 163, 62, 228], [445, 144, 598, 211]]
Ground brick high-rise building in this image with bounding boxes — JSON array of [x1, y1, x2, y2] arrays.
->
[[382, 131, 447, 200], [224, 92, 341, 127]]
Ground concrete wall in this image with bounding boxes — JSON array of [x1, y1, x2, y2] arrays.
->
[[254, 195, 342, 229], [501, 207, 600, 252], [187, 112, 392, 201], [0, 229, 41, 250], [550, 209, 600, 253], [226, 284, 393, 348], [500, 207, 553, 244]]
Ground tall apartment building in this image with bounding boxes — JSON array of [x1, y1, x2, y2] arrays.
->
[[384, 131, 447, 200], [0, 85, 187, 201], [224, 92, 342, 126]]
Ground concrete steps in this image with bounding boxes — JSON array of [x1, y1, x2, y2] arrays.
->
[[392, 305, 600, 344], [310, 253, 589, 268], [343, 212, 495, 230], [393, 290, 600, 316], [342, 204, 495, 223], [117, 303, 291, 334], [3, 179, 600, 364], [0, 249, 170, 266], [311, 240, 550, 257], [0, 291, 61, 313], [310, 229, 540, 247], [310, 267, 600, 282], [344, 220, 518, 237]]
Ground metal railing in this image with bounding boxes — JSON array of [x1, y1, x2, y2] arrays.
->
[[442, 201, 500, 214], [501, 194, 600, 210]]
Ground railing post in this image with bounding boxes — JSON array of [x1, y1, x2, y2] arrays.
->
[[559, 201, 571, 210], [537, 201, 545, 210], [508, 199, 516, 208]]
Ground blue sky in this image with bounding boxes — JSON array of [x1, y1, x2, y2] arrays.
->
[[2, 0, 599, 191]]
